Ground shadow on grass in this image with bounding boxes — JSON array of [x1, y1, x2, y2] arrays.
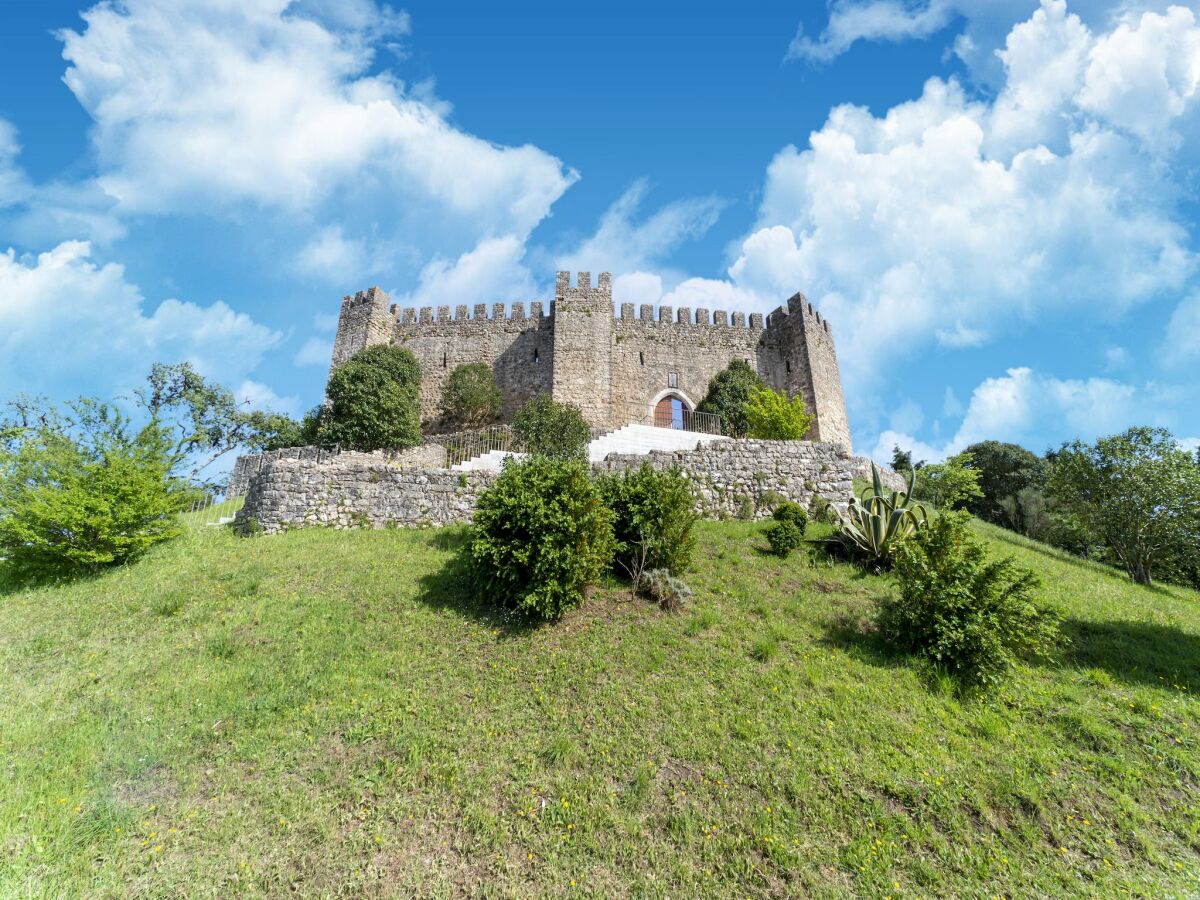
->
[[819, 611, 907, 671], [414, 529, 538, 638], [1058, 618, 1200, 691]]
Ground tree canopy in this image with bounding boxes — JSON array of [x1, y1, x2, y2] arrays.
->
[[320, 345, 423, 451], [1046, 427, 1200, 586], [696, 360, 766, 437]]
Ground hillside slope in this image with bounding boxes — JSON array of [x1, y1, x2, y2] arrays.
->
[[1, 519, 1197, 898]]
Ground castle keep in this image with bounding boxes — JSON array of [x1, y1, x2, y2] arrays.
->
[[329, 271, 852, 450]]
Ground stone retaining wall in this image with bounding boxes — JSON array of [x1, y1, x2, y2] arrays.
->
[[236, 455, 494, 534], [593, 440, 854, 520], [236, 439, 855, 533], [226, 444, 445, 497], [848, 456, 907, 493]]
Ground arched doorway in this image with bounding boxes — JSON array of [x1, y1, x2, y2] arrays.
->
[[651, 392, 692, 429]]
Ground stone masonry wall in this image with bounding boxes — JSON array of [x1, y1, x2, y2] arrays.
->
[[328, 271, 853, 451], [226, 444, 445, 498], [235, 439, 854, 533], [593, 439, 854, 520], [236, 456, 494, 533]]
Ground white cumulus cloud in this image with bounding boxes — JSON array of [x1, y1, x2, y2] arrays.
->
[[0, 241, 281, 400], [726, 1, 1198, 407], [57, 0, 577, 259]]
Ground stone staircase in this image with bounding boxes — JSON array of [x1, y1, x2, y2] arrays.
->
[[586, 423, 727, 462], [449, 424, 728, 473]]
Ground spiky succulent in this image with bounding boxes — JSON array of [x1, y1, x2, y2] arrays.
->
[[832, 462, 929, 568]]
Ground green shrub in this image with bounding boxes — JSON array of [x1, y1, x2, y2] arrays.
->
[[771, 500, 808, 533], [744, 388, 814, 440], [765, 519, 804, 557], [0, 402, 188, 581], [511, 394, 591, 460], [440, 363, 502, 426], [879, 511, 1061, 690], [637, 568, 693, 612], [696, 360, 765, 437], [598, 463, 697, 577], [320, 345, 422, 450], [468, 456, 614, 621], [735, 497, 756, 520]]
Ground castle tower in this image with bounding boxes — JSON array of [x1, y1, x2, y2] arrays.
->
[[328, 286, 394, 381], [776, 293, 852, 450], [551, 271, 614, 428]]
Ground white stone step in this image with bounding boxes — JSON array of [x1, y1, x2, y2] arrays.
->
[[449, 424, 727, 471]]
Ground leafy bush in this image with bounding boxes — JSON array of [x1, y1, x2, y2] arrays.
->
[[766, 520, 804, 557], [914, 451, 984, 510], [879, 511, 1061, 690], [696, 360, 766, 437], [440, 363, 502, 426], [831, 462, 928, 570], [468, 456, 614, 621], [320, 345, 422, 451], [744, 388, 814, 440], [598, 463, 697, 577], [511, 394, 591, 460], [637, 568, 693, 612], [735, 497, 756, 520], [0, 401, 190, 581], [772, 500, 808, 533]]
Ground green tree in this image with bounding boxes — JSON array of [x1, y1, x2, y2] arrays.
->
[[138, 362, 297, 479], [0, 399, 191, 581], [696, 360, 766, 437], [891, 445, 919, 475], [743, 388, 814, 440], [511, 394, 590, 460], [597, 463, 697, 577], [1046, 427, 1200, 586], [915, 451, 984, 510], [961, 440, 1047, 526], [441, 363, 502, 426], [320, 345, 422, 451]]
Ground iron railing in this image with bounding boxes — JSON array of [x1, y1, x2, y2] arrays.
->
[[649, 408, 724, 435], [442, 425, 523, 468]]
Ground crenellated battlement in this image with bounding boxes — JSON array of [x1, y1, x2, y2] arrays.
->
[[391, 300, 550, 327], [327, 267, 850, 450]]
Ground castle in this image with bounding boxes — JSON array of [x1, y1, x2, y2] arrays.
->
[[329, 271, 852, 450]]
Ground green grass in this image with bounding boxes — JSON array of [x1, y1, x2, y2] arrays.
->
[[1, 518, 1197, 898]]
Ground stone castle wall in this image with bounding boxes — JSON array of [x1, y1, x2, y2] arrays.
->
[[234, 439, 854, 533], [330, 271, 853, 451]]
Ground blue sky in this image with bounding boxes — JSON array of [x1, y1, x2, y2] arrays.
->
[[1, 0, 1198, 463]]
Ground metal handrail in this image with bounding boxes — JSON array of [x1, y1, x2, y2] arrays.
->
[[648, 408, 724, 435]]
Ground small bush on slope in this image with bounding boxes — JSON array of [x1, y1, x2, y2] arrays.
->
[[597, 463, 697, 578], [879, 510, 1062, 690], [468, 456, 614, 621], [0, 401, 189, 580]]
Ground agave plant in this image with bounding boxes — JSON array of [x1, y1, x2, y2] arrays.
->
[[832, 462, 929, 568]]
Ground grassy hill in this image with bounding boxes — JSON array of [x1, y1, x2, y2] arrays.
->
[[1, 515, 1197, 898]]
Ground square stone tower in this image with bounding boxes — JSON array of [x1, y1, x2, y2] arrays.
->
[[551, 271, 615, 428]]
